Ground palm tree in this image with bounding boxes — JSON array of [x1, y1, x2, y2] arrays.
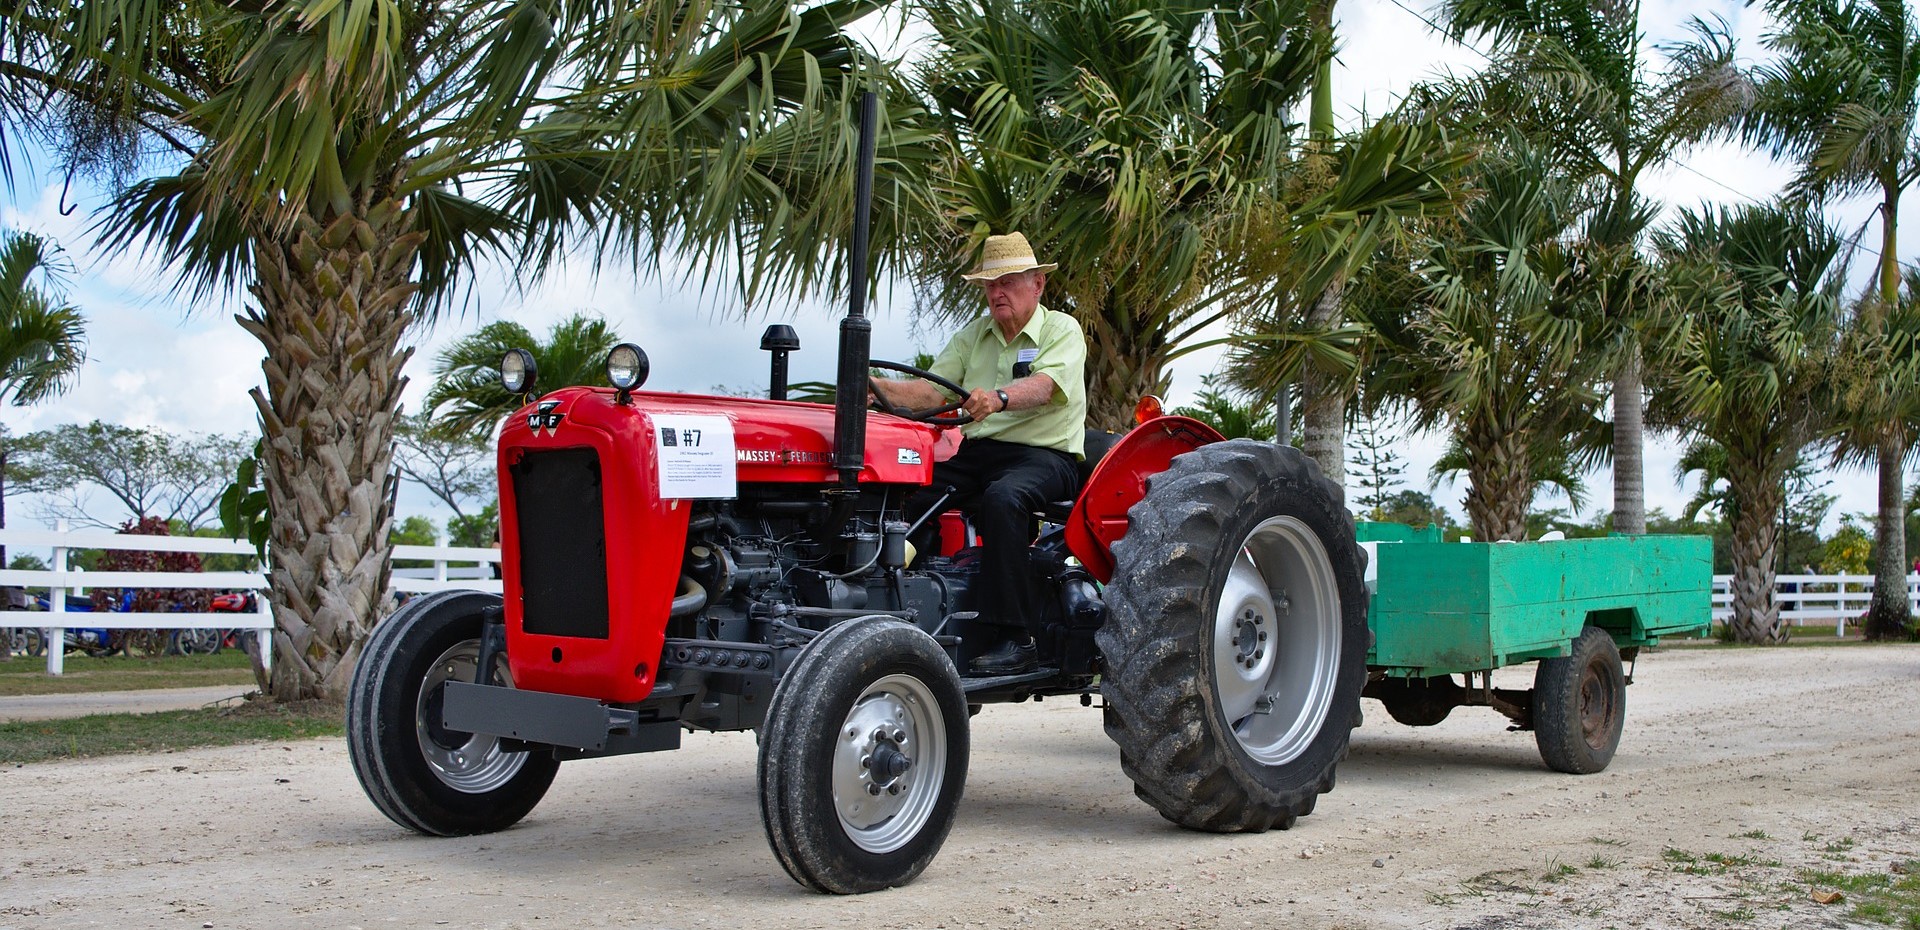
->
[[1438, 0, 1747, 536], [1647, 202, 1848, 644], [4, 0, 890, 700], [1429, 433, 1595, 530], [907, 0, 1463, 431], [1741, 0, 1920, 639], [1830, 264, 1920, 638], [0, 230, 86, 566], [1675, 438, 1733, 523], [904, 0, 1315, 430], [1356, 138, 1612, 541], [424, 315, 625, 438]]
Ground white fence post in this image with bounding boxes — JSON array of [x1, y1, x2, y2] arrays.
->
[[257, 589, 273, 676], [1836, 572, 1847, 637], [46, 525, 66, 676]]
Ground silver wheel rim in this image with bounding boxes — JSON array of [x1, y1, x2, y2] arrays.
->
[[1212, 515, 1341, 766], [831, 673, 948, 854], [414, 640, 529, 793]]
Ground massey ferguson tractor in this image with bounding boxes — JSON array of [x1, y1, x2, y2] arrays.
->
[[346, 98, 1369, 893]]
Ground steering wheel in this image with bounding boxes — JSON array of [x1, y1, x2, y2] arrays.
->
[[868, 359, 974, 426]]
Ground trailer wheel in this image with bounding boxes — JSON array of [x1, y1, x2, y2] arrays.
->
[[1098, 440, 1368, 832], [1532, 626, 1625, 774], [347, 590, 558, 835], [759, 616, 968, 894], [1374, 676, 1462, 727]]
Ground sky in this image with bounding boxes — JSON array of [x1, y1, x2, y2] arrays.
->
[[0, 0, 1892, 538]]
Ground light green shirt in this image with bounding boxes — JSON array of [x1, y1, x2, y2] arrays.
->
[[929, 303, 1087, 457]]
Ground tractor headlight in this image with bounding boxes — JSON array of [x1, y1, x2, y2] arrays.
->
[[606, 343, 649, 392], [500, 349, 537, 394]]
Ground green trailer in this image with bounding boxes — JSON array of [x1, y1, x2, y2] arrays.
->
[[1355, 523, 1712, 773]]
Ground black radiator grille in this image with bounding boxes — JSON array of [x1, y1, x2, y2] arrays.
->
[[510, 447, 610, 639]]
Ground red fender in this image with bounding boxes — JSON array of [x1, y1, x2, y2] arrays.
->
[[1064, 416, 1225, 583]]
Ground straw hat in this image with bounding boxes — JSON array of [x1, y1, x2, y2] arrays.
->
[[962, 232, 1058, 282]]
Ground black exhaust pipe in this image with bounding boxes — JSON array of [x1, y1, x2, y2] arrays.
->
[[833, 91, 879, 490]]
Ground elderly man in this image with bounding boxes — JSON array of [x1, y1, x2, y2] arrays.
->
[[882, 232, 1087, 675]]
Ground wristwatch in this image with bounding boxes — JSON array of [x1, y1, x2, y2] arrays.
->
[[995, 389, 1010, 412]]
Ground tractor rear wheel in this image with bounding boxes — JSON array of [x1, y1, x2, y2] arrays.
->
[[347, 590, 558, 835], [1098, 440, 1368, 832], [759, 616, 968, 893]]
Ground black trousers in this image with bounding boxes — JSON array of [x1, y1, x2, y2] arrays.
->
[[909, 438, 1079, 640]]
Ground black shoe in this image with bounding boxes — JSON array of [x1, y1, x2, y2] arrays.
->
[[969, 640, 1037, 675]]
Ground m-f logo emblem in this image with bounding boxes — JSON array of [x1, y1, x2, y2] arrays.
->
[[528, 400, 563, 436]]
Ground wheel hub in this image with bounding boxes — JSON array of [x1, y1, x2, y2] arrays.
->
[[413, 642, 530, 793], [1211, 516, 1341, 766], [831, 674, 948, 854]]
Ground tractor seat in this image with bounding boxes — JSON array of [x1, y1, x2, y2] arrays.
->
[[1038, 429, 1121, 522]]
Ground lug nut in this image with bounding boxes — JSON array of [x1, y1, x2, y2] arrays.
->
[[867, 784, 881, 796], [860, 755, 872, 769], [891, 729, 906, 742], [888, 784, 901, 796]]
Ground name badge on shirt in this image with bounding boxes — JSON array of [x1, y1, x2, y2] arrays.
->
[[1014, 347, 1039, 378]]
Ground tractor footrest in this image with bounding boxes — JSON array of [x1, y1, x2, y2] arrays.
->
[[441, 680, 679, 755], [961, 667, 1059, 692]]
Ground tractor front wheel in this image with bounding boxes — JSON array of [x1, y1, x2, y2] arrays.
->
[[1098, 440, 1368, 832], [347, 590, 558, 835], [759, 616, 969, 894]]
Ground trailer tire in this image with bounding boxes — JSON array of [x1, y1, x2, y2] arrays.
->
[[1098, 440, 1368, 832], [759, 616, 968, 894], [1532, 626, 1625, 774], [347, 590, 558, 835]]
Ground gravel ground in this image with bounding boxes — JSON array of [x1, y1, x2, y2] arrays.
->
[[1, 642, 1916, 930]]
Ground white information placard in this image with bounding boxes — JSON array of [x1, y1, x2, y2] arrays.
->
[[652, 414, 737, 499]]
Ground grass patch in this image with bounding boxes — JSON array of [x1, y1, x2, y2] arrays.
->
[[0, 702, 340, 764], [1587, 836, 1627, 847], [1734, 829, 1772, 840], [1541, 861, 1578, 883], [1801, 862, 1920, 928], [0, 652, 256, 696], [1586, 854, 1621, 870]]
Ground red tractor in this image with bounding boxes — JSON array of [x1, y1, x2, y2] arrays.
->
[[346, 100, 1368, 894]]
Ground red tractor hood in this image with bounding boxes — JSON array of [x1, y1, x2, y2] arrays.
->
[[500, 387, 942, 488], [495, 387, 938, 702]]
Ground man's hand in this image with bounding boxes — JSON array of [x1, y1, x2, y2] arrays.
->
[[961, 387, 1004, 421]]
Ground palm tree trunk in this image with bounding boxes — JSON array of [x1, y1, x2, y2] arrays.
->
[[1299, 281, 1347, 487], [1864, 435, 1914, 640], [1080, 313, 1170, 433], [1611, 347, 1645, 534], [240, 193, 422, 702], [1464, 426, 1529, 541], [1725, 453, 1787, 644]]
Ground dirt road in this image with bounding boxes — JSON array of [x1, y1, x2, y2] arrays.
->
[[2, 643, 1915, 930]]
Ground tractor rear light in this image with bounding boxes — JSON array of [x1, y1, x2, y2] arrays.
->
[[1134, 395, 1165, 424]]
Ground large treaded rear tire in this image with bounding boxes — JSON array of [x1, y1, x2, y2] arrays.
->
[[1098, 440, 1368, 832], [347, 589, 558, 835]]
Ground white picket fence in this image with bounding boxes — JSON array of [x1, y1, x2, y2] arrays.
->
[[1709, 573, 1919, 635], [0, 527, 500, 676]]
